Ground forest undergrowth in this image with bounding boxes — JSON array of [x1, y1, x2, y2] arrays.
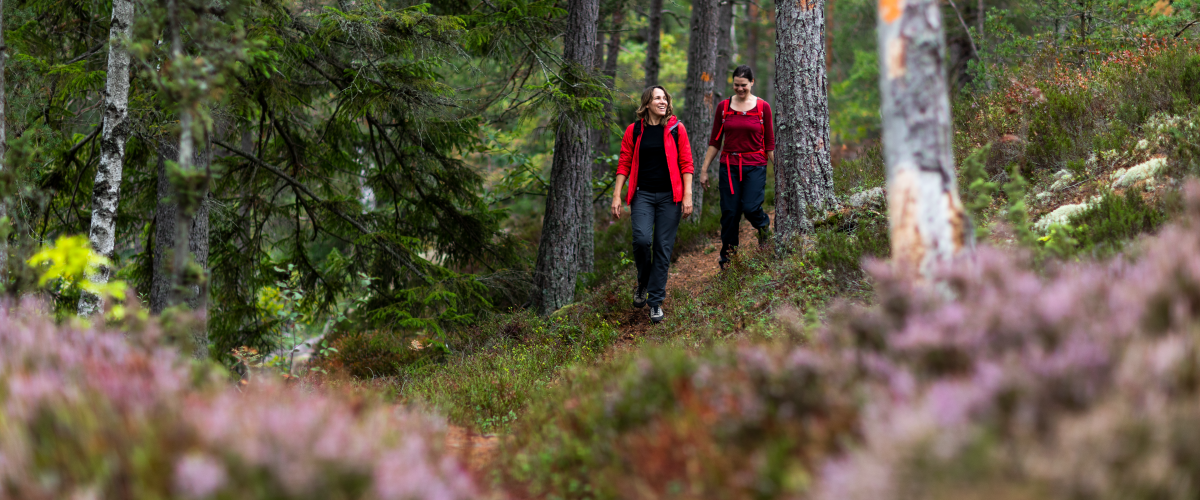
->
[[7, 6, 1200, 499]]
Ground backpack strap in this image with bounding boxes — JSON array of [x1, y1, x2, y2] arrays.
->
[[633, 119, 643, 141], [715, 99, 731, 142]]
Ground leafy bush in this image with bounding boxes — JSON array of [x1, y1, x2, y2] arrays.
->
[[0, 305, 480, 500]]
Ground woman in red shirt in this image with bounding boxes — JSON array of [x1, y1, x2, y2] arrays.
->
[[610, 86, 695, 324], [698, 66, 775, 269]]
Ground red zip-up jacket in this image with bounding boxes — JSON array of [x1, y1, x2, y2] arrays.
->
[[615, 115, 695, 204]]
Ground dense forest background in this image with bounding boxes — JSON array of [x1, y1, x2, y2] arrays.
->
[[12, 0, 1195, 360], [4, 0, 1200, 497]]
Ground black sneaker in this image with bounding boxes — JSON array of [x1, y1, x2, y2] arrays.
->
[[632, 285, 648, 308], [649, 305, 664, 323], [757, 226, 773, 247]]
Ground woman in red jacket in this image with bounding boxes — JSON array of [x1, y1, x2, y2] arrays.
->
[[699, 65, 775, 269], [610, 86, 695, 324]]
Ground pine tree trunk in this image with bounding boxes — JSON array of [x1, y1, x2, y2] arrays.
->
[[747, 2, 760, 72], [0, 0, 8, 279], [715, 0, 734, 100], [532, 0, 598, 314], [592, 11, 622, 192], [79, 0, 135, 316], [683, 0, 719, 224], [775, 0, 838, 243], [644, 0, 663, 87], [150, 140, 211, 355], [877, 0, 970, 279], [151, 145, 177, 316]]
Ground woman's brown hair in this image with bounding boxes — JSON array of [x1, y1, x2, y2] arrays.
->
[[635, 85, 674, 122]]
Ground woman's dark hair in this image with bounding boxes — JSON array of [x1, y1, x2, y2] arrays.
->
[[732, 65, 755, 82]]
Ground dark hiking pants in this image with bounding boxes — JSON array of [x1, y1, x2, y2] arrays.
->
[[631, 190, 682, 308], [718, 163, 770, 263]]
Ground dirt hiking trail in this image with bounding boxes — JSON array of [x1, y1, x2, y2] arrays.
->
[[444, 216, 768, 486]]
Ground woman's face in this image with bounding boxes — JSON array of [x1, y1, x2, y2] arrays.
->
[[649, 89, 669, 118], [732, 76, 754, 98]]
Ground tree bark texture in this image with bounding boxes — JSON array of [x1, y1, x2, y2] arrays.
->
[[531, 0, 598, 314], [877, 0, 970, 279], [774, 0, 839, 242], [747, 2, 760, 72], [79, 0, 135, 316], [644, 0, 663, 87], [683, 0, 719, 224], [715, 0, 734, 100], [0, 0, 8, 279], [151, 141, 212, 356]]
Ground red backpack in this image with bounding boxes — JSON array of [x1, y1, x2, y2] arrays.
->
[[714, 98, 765, 195]]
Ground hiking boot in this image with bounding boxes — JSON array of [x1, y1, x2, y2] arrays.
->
[[649, 305, 665, 324], [632, 285, 648, 308], [757, 226, 773, 247], [719, 244, 737, 270]]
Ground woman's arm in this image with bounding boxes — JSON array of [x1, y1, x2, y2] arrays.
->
[[611, 174, 628, 220], [698, 145, 720, 189], [682, 173, 694, 217]]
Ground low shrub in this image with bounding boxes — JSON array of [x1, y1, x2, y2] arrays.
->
[[323, 329, 433, 379], [1065, 188, 1168, 256], [503, 344, 859, 499], [0, 305, 480, 500], [504, 181, 1200, 500]]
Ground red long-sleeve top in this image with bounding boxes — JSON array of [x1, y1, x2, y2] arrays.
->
[[707, 98, 775, 166], [615, 115, 695, 204]]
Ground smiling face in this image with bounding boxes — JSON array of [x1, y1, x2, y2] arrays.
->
[[649, 88, 669, 118], [732, 76, 754, 99]]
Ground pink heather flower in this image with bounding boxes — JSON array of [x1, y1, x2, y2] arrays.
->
[[174, 453, 228, 499]]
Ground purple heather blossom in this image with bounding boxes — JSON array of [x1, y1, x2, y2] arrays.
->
[[174, 453, 228, 499]]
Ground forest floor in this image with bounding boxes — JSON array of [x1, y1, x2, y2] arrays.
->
[[444, 216, 768, 480]]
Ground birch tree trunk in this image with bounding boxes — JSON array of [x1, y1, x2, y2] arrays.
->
[[532, 0, 598, 314], [715, 0, 734, 100], [645, 0, 663, 87], [774, 0, 838, 242], [877, 0, 970, 279], [79, 0, 135, 316], [682, 0, 719, 224]]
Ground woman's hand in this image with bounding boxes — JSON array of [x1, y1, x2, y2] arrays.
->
[[611, 196, 623, 220], [682, 194, 694, 218], [699, 171, 709, 190]]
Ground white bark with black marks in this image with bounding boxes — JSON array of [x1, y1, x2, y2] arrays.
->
[[531, 0, 598, 314], [79, 0, 135, 316], [683, 0, 719, 224], [774, 0, 839, 242], [877, 0, 970, 279], [644, 0, 664, 87]]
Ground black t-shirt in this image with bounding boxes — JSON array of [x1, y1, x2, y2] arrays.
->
[[638, 124, 671, 193]]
